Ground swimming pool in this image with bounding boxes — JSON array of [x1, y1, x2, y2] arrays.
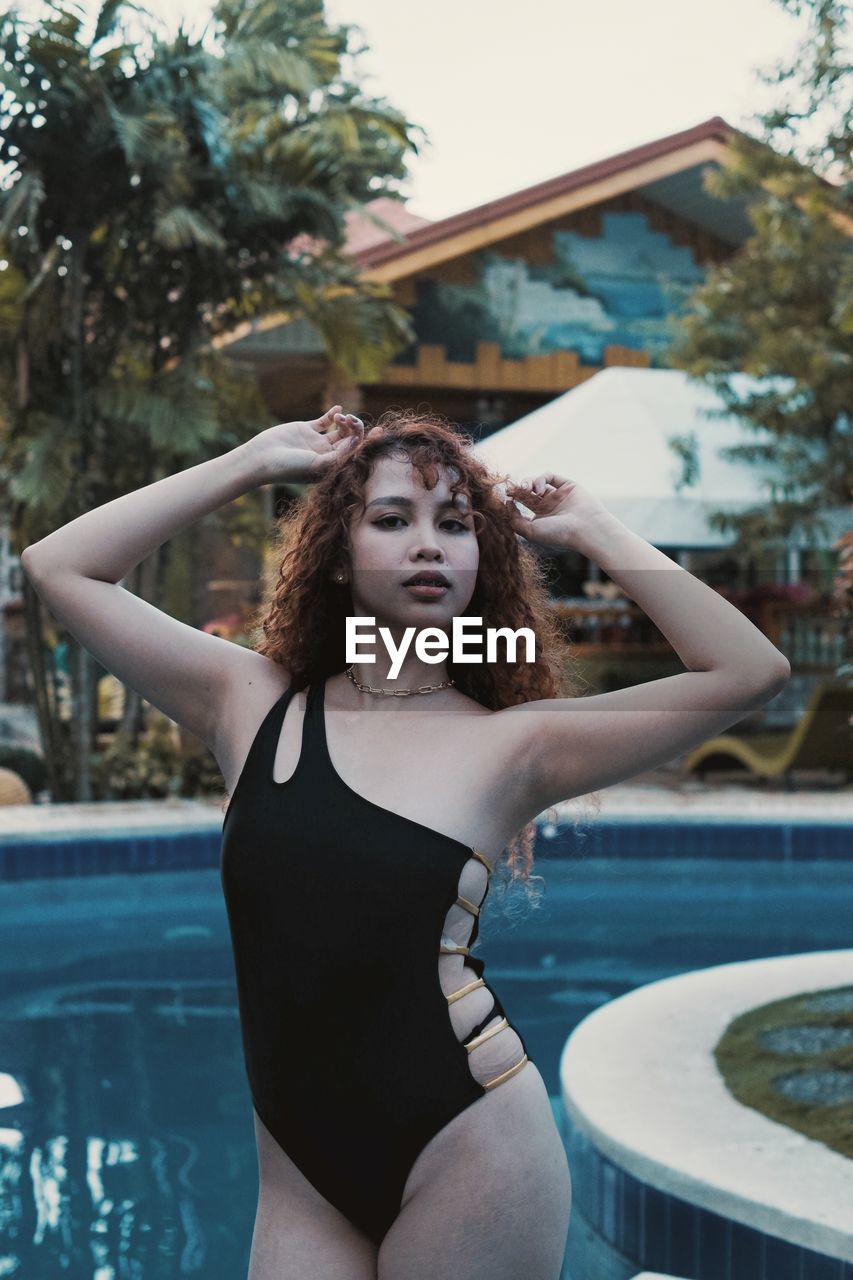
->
[[0, 826, 850, 1279]]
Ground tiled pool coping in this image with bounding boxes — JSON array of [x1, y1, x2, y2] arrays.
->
[[560, 950, 853, 1271], [0, 791, 850, 880], [538, 817, 851, 860]]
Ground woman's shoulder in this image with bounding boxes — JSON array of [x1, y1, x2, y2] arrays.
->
[[455, 691, 494, 718]]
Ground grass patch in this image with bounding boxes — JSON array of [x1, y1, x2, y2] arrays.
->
[[713, 985, 853, 1159]]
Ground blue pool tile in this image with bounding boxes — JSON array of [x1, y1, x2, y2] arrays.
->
[[729, 1219, 763, 1279], [601, 1160, 618, 1243], [801, 1250, 844, 1280], [546, 818, 853, 862], [668, 1194, 700, 1276], [636, 1180, 647, 1262], [763, 1233, 802, 1280], [697, 1208, 731, 1280], [588, 1147, 603, 1230], [643, 1181, 670, 1272], [590, 1147, 603, 1231], [792, 824, 849, 859], [0, 826, 227, 881], [620, 1171, 641, 1259], [3, 816, 852, 881]]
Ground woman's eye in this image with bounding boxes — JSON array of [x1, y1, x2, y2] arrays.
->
[[374, 516, 470, 531]]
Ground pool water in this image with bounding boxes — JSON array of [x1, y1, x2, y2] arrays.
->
[[1, 854, 851, 1279]]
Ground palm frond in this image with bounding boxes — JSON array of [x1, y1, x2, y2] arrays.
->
[[247, 180, 342, 241], [292, 278, 415, 383], [218, 37, 320, 97], [189, 93, 232, 171], [260, 129, 337, 188], [332, 102, 417, 153], [0, 170, 47, 244], [92, 380, 221, 453], [104, 99, 173, 169], [5, 411, 76, 516], [153, 205, 227, 251]]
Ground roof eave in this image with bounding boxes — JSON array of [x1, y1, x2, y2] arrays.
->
[[355, 116, 739, 280]]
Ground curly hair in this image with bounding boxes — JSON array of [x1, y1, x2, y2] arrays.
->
[[246, 406, 600, 920]]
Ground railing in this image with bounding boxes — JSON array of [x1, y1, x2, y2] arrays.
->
[[549, 599, 670, 654], [549, 598, 848, 672], [760, 602, 849, 673]]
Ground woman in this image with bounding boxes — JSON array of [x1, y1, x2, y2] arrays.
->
[[21, 404, 790, 1280]]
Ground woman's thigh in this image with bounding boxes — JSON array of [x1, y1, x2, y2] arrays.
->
[[248, 1108, 378, 1280], [247, 1196, 378, 1280], [377, 1064, 572, 1280]]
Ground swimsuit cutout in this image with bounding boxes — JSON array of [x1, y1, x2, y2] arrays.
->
[[220, 675, 531, 1245]]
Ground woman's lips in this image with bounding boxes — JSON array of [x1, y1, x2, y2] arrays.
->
[[404, 583, 448, 599]]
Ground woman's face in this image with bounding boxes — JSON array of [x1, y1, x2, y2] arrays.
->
[[343, 454, 480, 633]]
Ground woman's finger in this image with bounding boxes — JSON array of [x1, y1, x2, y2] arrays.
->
[[324, 412, 352, 439], [327, 413, 367, 453], [312, 405, 344, 433], [508, 483, 543, 502]]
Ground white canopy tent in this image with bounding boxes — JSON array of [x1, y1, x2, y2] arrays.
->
[[471, 367, 849, 553]]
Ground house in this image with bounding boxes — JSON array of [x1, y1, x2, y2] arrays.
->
[[217, 116, 749, 433], [2, 118, 843, 714], [211, 116, 847, 707]]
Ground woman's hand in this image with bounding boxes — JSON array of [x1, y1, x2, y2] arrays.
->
[[243, 406, 383, 484], [504, 473, 611, 550]]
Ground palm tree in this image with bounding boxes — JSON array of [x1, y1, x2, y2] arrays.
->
[[0, 0, 423, 799]]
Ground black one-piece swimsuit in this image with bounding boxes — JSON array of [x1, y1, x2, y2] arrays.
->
[[220, 676, 531, 1246]]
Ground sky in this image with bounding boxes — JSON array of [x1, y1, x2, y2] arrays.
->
[[14, 0, 815, 221], [320, 0, 811, 219]]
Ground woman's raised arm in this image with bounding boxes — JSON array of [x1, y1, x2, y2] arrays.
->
[[20, 439, 275, 754], [499, 475, 791, 809], [19, 406, 364, 753]]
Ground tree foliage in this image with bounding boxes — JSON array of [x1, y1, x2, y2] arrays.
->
[[0, 0, 424, 798], [0, 0, 423, 534], [667, 0, 852, 555]]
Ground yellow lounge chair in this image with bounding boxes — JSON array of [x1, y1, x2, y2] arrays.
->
[[682, 678, 853, 786]]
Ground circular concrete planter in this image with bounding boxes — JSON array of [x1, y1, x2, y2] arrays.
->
[[561, 950, 853, 1278]]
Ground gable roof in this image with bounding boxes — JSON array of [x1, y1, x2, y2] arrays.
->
[[352, 116, 745, 280], [216, 119, 758, 357]]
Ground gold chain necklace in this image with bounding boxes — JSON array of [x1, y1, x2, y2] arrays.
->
[[344, 664, 456, 697]]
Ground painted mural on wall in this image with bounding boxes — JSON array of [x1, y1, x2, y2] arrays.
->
[[399, 210, 706, 367]]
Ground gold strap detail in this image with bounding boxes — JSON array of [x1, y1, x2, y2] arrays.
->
[[447, 977, 485, 1005], [455, 894, 480, 917], [472, 849, 493, 874], [439, 939, 470, 956], [482, 1054, 529, 1091], [464, 1016, 508, 1054]]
